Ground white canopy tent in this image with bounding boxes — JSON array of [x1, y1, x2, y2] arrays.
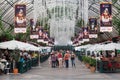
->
[[75, 44, 92, 51], [86, 43, 120, 51], [86, 44, 104, 51], [39, 46, 51, 53], [0, 40, 39, 51], [101, 43, 120, 51], [25, 45, 40, 51]]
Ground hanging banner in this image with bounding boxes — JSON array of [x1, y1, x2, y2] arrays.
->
[[37, 27, 44, 42], [48, 38, 53, 46], [72, 37, 79, 45], [14, 4, 26, 33], [78, 31, 84, 44], [83, 27, 89, 42], [48, 38, 54, 46], [43, 31, 49, 44], [30, 19, 39, 39], [100, 2, 112, 32], [89, 18, 98, 38], [43, 31, 49, 41]]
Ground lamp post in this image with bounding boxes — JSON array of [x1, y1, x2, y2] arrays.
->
[[38, 47, 42, 68], [95, 52, 98, 73]]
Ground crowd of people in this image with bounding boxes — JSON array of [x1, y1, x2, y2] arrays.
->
[[0, 49, 76, 74], [0, 49, 39, 74], [49, 50, 76, 68]]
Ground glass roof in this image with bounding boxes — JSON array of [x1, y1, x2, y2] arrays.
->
[[0, 0, 120, 43]]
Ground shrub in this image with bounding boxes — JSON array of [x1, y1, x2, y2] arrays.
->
[[82, 56, 91, 64], [90, 58, 96, 67]]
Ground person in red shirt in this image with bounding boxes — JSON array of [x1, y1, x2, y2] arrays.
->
[[57, 51, 63, 68]]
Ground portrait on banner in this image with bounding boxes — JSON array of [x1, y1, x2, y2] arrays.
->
[[15, 4, 26, 27], [83, 27, 89, 39], [100, 3, 112, 27], [30, 19, 39, 39], [89, 18, 98, 34]]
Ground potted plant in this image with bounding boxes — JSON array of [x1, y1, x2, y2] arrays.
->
[[82, 56, 91, 68], [90, 58, 96, 72], [82, 56, 86, 63]]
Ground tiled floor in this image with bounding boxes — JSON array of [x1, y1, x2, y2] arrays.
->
[[0, 58, 120, 80]]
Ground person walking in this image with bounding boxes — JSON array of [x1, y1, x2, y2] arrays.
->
[[51, 53, 57, 68], [57, 51, 63, 68], [64, 51, 70, 68], [71, 52, 76, 67], [55, 52, 59, 67]]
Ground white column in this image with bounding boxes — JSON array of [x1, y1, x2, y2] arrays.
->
[[84, 0, 88, 27], [81, 0, 84, 27], [63, 0, 65, 20]]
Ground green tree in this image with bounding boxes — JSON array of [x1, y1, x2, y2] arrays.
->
[[76, 18, 84, 27], [0, 16, 14, 42]]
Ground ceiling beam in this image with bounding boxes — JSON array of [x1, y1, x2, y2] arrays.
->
[[4, 0, 13, 7], [1, 0, 20, 16]]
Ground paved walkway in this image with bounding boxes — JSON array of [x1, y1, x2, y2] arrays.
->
[[0, 58, 120, 80]]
